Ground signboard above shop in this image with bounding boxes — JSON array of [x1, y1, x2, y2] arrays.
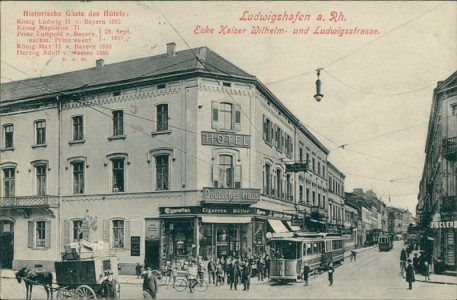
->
[[202, 188, 260, 204], [286, 163, 308, 173], [201, 131, 251, 148]]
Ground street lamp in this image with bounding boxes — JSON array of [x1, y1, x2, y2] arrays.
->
[[314, 68, 324, 102]]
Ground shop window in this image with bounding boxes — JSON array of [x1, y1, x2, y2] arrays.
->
[[2, 168, 15, 197], [199, 224, 213, 260], [28, 220, 50, 248], [3, 124, 14, 149]]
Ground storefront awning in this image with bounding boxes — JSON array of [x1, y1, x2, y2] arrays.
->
[[201, 216, 251, 223], [286, 221, 301, 232], [268, 219, 290, 233]]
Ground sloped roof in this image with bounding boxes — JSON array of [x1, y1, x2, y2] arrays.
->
[[0, 47, 255, 102]]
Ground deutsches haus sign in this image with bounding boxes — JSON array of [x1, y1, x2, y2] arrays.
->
[[201, 131, 251, 148], [202, 188, 260, 204]]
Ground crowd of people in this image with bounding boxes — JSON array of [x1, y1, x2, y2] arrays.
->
[[400, 244, 432, 291]]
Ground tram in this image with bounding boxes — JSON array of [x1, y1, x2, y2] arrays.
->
[[378, 234, 393, 251], [268, 232, 345, 283]]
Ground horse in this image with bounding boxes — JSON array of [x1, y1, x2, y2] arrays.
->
[[15, 267, 53, 300]]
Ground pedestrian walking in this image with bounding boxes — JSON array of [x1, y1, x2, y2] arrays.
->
[[413, 253, 420, 273], [97, 270, 118, 299], [226, 259, 234, 289], [400, 247, 407, 276], [143, 267, 159, 299], [241, 260, 252, 291], [230, 259, 241, 290], [167, 261, 178, 288], [257, 256, 265, 281], [187, 262, 198, 293], [264, 254, 270, 279], [302, 263, 311, 286], [350, 250, 357, 262], [136, 262, 143, 279], [405, 259, 415, 290], [216, 260, 224, 286], [423, 261, 431, 281], [327, 263, 334, 286], [207, 258, 216, 284], [197, 261, 205, 283]]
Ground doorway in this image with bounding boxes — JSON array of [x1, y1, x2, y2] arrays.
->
[[0, 221, 14, 269]]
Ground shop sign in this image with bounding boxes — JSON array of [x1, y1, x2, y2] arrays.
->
[[145, 219, 160, 240], [131, 236, 141, 256], [432, 220, 456, 228], [202, 188, 260, 203], [201, 131, 251, 148], [159, 206, 295, 220], [286, 163, 308, 173]]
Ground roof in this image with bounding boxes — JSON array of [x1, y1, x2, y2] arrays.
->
[[1, 47, 255, 103]]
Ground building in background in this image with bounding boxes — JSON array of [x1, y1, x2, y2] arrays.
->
[[0, 44, 336, 272], [417, 71, 457, 272], [327, 162, 345, 233]]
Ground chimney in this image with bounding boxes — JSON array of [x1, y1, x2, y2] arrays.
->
[[166, 42, 176, 56], [96, 59, 104, 68]]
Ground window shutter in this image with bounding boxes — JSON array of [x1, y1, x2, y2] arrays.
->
[[272, 124, 276, 146], [64, 220, 70, 244], [263, 115, 267, 141], [103, 220, 109, 242], [213, 163, 219, 187], [45, 220, 51, 248], [124, 220, 131, 249], [211, 101, 219, 129], [270, 124, 274, 145], [234, 104, 241, 131], [28, 221, 34, 248], [234, 165, 242, 188], [281, 133, 285, 152], [82, 227, 89, 241]]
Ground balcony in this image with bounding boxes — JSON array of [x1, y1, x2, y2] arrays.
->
[[0, 195, 59, 218], [442, 137, 457, 161]]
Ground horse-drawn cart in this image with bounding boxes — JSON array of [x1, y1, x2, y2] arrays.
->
[[54, 241, 120, 299]]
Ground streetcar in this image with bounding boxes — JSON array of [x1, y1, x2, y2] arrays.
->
[[268, 232, 345, 283], [378, 234, 393, 251]]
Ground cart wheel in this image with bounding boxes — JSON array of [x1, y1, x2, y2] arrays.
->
[[116, 282, 121, 299], [75, 285, 97, 299], [56, 287, 73, 299]]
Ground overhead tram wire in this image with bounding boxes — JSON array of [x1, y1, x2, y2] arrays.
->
[[265, 2, 447, 87], [343, 149, 420, 170]]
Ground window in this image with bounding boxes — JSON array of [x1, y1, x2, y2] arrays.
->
[[112, 158, 125, 192], [73, 220, 83, 241], [156, 104, 168, 131], [73, 162, 84, 194], [285, 135, 293, 157], [312, 191, 316, 206], [36, 221, 46, 247], [156, 155, 169, 190], [299, 184, 303, 203], [453, 105, 457, 116], [72, 116, 84, 141], [263, 116, 273, 144], [265, 163, 271, 195], [276, 127, 282, 150], [312, 158, 315, 173], [286, 174, 292, 200], [214, 155, 241, 188], [3, 168, 15, 197], [36, 165, 46, 196], [112, 220, 124, 248], [3, 124, 13, 148], [299, 147, 303, 163], [306, 188, 310, 205], [212, 101, 241, 131], [276, 169, 282, 198], [35, 120, 46, 145], [112, 110, 124, 136], [318, 162, 321, 175]]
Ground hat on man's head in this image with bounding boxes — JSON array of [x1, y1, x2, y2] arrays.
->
[[146, 267, 152, 271], [407, 259, 412, 263]]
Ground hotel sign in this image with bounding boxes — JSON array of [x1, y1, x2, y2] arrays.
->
[[202, 188, 260, 204], [201, 131, 251, 148]]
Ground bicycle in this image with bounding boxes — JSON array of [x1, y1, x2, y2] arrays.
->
[[174, 275, 208, 292]]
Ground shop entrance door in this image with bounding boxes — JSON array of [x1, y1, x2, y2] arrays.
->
[[216, 224, 241, 259], [0, 221, 14, 269], [145, 240, 160, 270]]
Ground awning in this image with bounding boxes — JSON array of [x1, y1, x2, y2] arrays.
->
[[268, 219, 290, 233], [201, 216, 251, 224], [286, 221, 301, 232]]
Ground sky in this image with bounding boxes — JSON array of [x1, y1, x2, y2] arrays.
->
[[2, 1, 457, 214]]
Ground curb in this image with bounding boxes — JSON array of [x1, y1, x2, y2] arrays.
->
[[416, 279, 457, 286]]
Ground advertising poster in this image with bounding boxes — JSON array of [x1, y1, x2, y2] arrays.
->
[[1, 1, 456, 299]]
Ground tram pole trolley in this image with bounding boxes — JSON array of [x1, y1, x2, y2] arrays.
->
[[54, 241, 121, 299]]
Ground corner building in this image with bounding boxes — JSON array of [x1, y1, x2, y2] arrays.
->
[[0, 44, 331, 273]]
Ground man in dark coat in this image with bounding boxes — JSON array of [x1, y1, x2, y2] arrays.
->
[[97, 271, 118, 299], [405, 259, 415, 290], [412, 253, 420, 274], [207, 258, 216, 284], [143, 267, 159, 299], [230, 259, 241, 290], [400, 247, 407, 275], [241, 260, 252, 291], [303, 263, 311, 286]]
